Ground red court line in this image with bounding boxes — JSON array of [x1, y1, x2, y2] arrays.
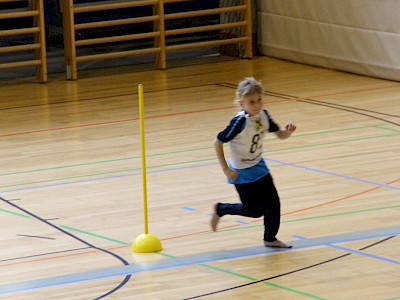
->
[[0, 248, 99, 267], [162, 178, 400, 238], [282, 177, 400, 216], [281, 187, 381, 216], [1, 177, 398, 268], [298, 83, 400, 100], [0, 118, 136, 138], [1, 82, 399, 266], [0, 99, 294, 138], [266, 83, 400, 113], [0, 106, 235, 138], [2, 81, 398, 139]]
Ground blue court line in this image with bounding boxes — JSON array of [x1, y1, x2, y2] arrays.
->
[[327, 244, 400, 265], [182, 206, 196, 211], [235, 220, 250, 225], [293, 235, 399, 265], [0, 226, 398, 295], [264, 158, 400, 191], [0, 158, 398, 194], [0, 162, 217, 194]]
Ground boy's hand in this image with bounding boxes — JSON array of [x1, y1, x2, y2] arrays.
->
[[224, 168, 239, 182]]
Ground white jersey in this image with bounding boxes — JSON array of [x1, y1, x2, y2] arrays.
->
[[217, 109, 279, 170]]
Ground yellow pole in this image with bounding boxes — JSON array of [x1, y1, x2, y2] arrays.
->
[[138, 84, 149, 235], [132, 84, 162, 253]]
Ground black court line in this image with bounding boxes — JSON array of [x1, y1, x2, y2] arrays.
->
[[0, 247, 91, 263], [183, 236, 396, 299], [16, 234, 56, 240], [219, 82, 400, 126], [0, 196, 131, 300], [0, 83, 218, 112]]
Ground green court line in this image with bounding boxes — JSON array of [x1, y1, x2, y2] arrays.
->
[[0, 168, 135, 189], [263, 281, 327, 300], [2, 205, 397, 299], [0, 157, 135, 177], [0, 158, 215, 190], [0, 208, 31, 219], [1, 124, 398, 180], [157, 252, 176, 258], [0, 147, 212, 178], [0, 132, 398, 191], [279, 124, 383, 138], [266, 133, 399, 153], [282, 205, 400, 223], [1, 117, 397, 298], [0, 208, 326, 298], [199, 263, 327, 299], [60, 205, 400, 240], [59, 225, 129, 246], [199, 263, 258, 280], [374, 125, 400, 133], [213, 205, 400, 233], [1, 126, 397, 297], [150, 249, 326, 298], [4, 204, 397, 241]]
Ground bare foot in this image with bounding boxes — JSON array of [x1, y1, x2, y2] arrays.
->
[[264, 239, 292, 248], [210, 203, 220, 232]]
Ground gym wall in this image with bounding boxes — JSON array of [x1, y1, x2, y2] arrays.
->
[[257, 0, 400, 81]]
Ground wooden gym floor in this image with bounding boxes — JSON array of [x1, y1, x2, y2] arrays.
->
[[0, 55, 399, 299]]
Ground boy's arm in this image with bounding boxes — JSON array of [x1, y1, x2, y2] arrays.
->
[[214, 138, 238, 182], [274, 122, 297, 140]]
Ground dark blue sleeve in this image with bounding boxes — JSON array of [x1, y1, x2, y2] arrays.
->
[[263, 109, 280, 132], [217, 115, 246, 143]]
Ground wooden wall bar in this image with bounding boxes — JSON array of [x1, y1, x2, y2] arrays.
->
[[62, 0, 252, 80], [0, 0, 47, 82]]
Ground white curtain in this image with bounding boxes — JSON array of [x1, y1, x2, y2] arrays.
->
[[257, 0, 400, 81]]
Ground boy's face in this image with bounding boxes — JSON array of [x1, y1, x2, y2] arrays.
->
[[239, 93, 263, 116]]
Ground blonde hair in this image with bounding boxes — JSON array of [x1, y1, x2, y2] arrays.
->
[[235, 77, 264, 103]]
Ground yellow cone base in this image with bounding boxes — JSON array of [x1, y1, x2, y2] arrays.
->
[[132, 233, 162, 253]]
